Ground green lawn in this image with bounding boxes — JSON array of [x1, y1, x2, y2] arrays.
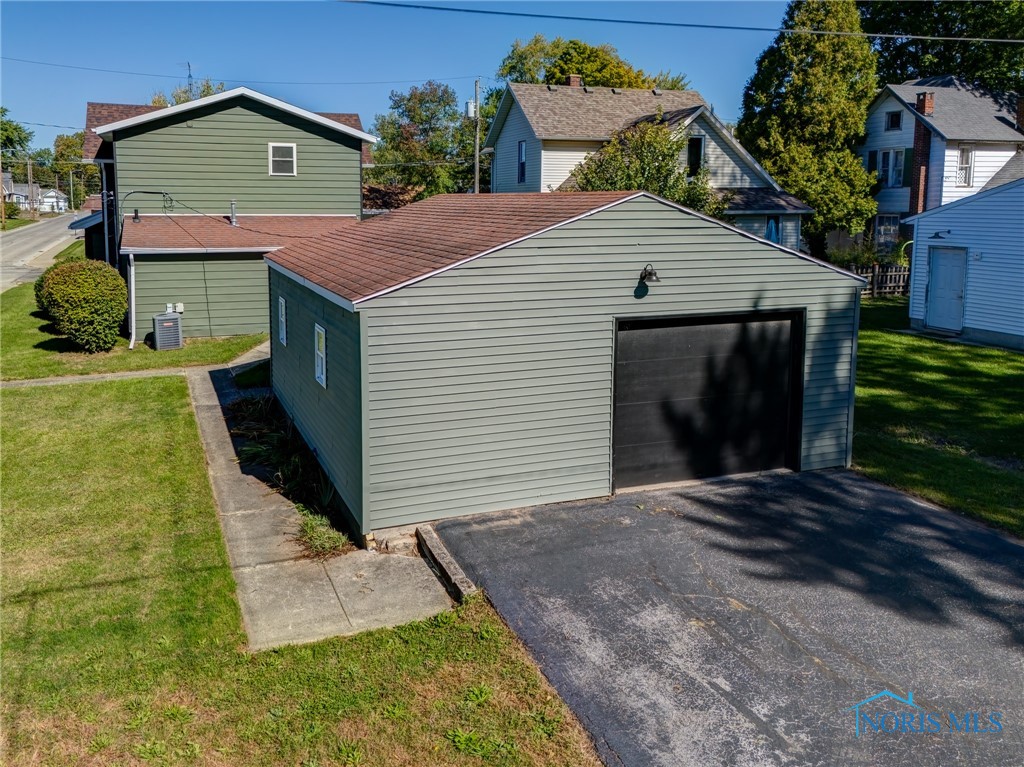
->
[[0, 217, 37, 232], [0, 281, 266, 380], [854, 298, 1024, 536], [0, 378, 599, 766]]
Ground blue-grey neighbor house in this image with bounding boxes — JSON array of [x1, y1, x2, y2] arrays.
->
[[266, 191, 864, 539]]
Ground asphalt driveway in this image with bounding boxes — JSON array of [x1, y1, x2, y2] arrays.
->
[[435, 470, 1024, 767]]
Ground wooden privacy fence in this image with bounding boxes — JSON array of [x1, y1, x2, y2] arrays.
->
[[853, 264, 911, 297]]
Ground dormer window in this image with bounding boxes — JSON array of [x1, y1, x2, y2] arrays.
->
[[885, 111, 902, 131], [686, 136, 704, 177], [269, 143, 297, 176]]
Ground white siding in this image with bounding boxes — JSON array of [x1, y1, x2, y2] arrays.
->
[[491, 102, 541, 193], [909, 181, 1023, 344], [925, 133, 945, 211], [541, 140, 603, 192], [864, 95, 914, 214], [937, 144, 1017, 207], [687, 115, 765, 188]]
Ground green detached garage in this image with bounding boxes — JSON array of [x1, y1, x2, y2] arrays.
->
[[265, 191, 864, 539]]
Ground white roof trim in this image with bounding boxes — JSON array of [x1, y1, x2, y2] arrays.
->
[[266, 259, 356, 312], [681, 107, 781, 191], [350, 191, 862, 306], [122, 246, 283, 255], [93, 86, 377, 144], [904, 176, 1024, 222]]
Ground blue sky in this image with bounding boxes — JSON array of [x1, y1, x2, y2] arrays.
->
[[1, 1, 788, 152]]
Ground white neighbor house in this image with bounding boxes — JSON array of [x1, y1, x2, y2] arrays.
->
[[485, 79, 812, 252], [905, 176, 1024, 350], [861, 75, 1024, 249]]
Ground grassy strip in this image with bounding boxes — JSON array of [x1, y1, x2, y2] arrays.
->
[[0, 282, 265, 380], [0, 217, 37, 231], [52, 239, 86, 263], [295, 504, 352, 558], [854, 298, 1024, 536], [1, 379, 600, 766]]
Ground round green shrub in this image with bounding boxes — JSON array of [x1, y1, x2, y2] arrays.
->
[[41, 261, 128, 353], [34, 263, 63, 312]]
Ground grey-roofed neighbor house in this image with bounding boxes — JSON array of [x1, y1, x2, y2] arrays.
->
[[981, 150, 1024, 191], [905, 178, 1024, 350], [485, 80, 812, 251], [77, 86, 375, 343], [861, 75, 1024, 249], [264, 191, 863, 540]]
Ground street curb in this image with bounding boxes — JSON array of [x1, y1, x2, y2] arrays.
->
[[416, 525, 478, 603]]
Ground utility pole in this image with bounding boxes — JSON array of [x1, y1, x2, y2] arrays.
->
[[26, 157, 36, 219], [473, 77, 481, 194], [0, 151, 6, 229], [69, 170, 74, 211]]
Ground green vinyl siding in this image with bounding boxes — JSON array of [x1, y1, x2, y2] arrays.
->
[[134, 253, 268, 338], [269, 269, 363, 533], [357, 197, 860, 530], [114, 97, 362, 215]]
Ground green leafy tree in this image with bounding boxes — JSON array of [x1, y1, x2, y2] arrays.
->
[[859, 1, 1024, 94], [151, 77, 226, 107], [737, 0, 878, 256], [1, 106, 33, 153], [497, 34, 689, 90], [53, 132, 100, 208], [367, 80, 479, 199], [570, 119, 729, 220]]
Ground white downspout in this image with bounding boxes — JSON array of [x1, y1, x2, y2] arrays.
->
[[127, 253, 137, 349]]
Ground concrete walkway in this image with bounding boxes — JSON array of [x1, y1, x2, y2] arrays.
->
[[186, 366, 451, 651]]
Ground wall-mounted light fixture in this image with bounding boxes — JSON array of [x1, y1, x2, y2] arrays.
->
[[639, 264, 661, 283], [929, 229, 952, 240]]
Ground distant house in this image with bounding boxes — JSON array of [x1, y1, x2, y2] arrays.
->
[[485, 78, 812, 251], [905, 174, 1023, 350], [861, 75, 1024, 249], [39, 188, 68, 213], [76, 87, 376, 342], [6, 182, 41, 210]]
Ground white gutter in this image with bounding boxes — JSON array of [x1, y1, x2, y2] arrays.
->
[[127, 253, 137, 349]]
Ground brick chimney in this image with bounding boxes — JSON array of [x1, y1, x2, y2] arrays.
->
[[915, 91, 935, 117], [908, 92, 934, 214], [567, 74, 583, 88]]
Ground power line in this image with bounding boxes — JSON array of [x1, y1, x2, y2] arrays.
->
[[350, 1, 1024, 45], [21, 121, 83, 130], [1, 56, 492, 86]]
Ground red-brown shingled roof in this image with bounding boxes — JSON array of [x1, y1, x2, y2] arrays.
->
[[84, 102, 371, 163], [120, 215, 357, 252], [82, 194, 104, 212], [267, 191, 639, 304]]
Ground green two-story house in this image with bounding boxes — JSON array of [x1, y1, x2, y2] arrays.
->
[[77, 87, 375, 342]]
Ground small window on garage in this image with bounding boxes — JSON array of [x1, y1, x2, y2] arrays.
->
[[765, 215, 781, 244], [517, 140, 527, 184], [269, 143, 297, 176], [278, 297, 287, 346], [314, 323, 326, 388]]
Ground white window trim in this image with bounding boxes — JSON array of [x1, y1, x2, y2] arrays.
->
[[878, 148, 904, 188], [314, 323, 326, 388], [268, 142, 297, 176], [278, 296, 287, 346], [517, 140, 526, 184], [956, 145, 974, 187]]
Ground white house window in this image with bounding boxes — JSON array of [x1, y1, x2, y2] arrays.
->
[[765, 215, 781, 244], [686, 136, 705, 177], [885, 111, 902, 131], [517, 141, 526, 184], [878, 148, 904, 188], [278, 296, 287, 346], [269, 143, 297, 176], [875, 214, 900, 251], [314, 324, 326, 388], [956, 146, 974, 187]]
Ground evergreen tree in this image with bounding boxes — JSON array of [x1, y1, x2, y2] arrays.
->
[[737, 0, 878, 256]]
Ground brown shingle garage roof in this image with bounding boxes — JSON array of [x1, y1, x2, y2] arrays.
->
[[267, 191, 639, 304], [120, 215, 357, 253]]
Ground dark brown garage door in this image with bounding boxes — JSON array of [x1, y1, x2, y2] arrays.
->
[[613, 312, 802, 488]]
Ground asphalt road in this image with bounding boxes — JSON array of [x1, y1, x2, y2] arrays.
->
[[0, 213, 77, 291], [436, 470, 1024, 767]]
